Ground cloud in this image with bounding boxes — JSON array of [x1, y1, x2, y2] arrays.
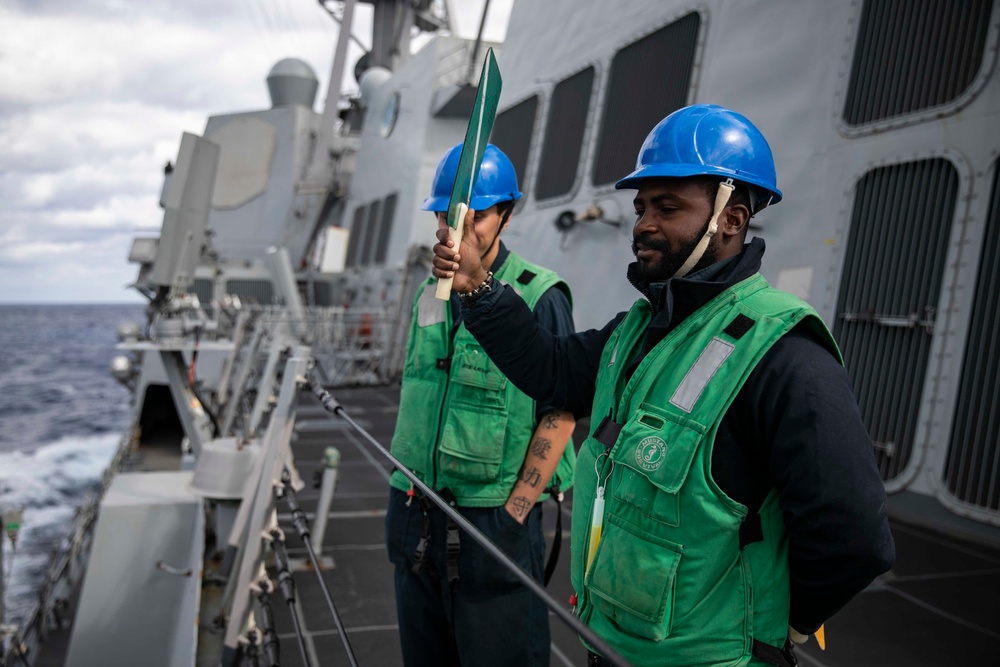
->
[[0, 227, 144, 303], [0, 4, 341, 116], [0, 0, 507, 303], [0, 0, 344, 303]]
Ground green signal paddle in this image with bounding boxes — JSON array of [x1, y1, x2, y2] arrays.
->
[[435, 48, 503, 300]]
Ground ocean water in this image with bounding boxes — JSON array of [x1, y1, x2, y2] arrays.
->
[[0, 303, 145, 625]]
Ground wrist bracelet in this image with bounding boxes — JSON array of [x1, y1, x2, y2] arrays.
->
[[459, 272, 494, 306]]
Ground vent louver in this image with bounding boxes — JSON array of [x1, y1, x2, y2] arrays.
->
[[375, 193, 398, 264], [834, 158, 959, 482], [225, 279, 275, 305], [360, 201, 383, 266], [345, 205, 367, 268], [945, 161, 1000, 511], [491, 96, 539, 194], [536, 67, 595, 200], [592, 12, 700, 186], [843, 0, 994, 126]]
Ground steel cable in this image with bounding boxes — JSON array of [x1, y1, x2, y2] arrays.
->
[[270, 534, 312, 667], [281, 480, 360, 667]]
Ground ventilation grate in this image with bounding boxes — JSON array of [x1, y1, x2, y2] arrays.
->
[[345, 205, 367, 268], [843, 0, 994, 126], [225, 279, 274, 305], [313, 281, 333, 306], [491, 96, 539, 193], [536, 67, 595, 200], [191, 278, 214, 305], [375, 193, 398, 264], [945, 161, 1000, 511], [592, 12, 700, 186], [361, 201, 382, 266], [833, 158, 959, 482]]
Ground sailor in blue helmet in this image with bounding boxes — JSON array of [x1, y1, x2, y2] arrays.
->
[[385, 142, 577, 667], [432, 105, 895, 666]]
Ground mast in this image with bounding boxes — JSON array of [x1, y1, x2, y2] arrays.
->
[[306, 0, 359, 184]]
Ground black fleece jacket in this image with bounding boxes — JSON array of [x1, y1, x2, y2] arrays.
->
[[463, 237, 895, 633]]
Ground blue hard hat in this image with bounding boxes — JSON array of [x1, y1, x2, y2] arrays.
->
[[615, 104, 782, 207], [422, 143, 523, 212]]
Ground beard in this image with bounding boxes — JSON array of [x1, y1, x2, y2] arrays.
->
[[632, 222, 719, 283]]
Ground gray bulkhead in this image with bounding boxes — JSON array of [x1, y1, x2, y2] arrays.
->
[[471, 0, 1000, 534]]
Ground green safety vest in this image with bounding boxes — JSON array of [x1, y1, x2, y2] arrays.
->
[[390, 251, 576, 506], [572, 274, 841, 667]]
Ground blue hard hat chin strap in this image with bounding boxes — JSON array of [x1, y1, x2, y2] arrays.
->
[[674, 178, 735, 278]]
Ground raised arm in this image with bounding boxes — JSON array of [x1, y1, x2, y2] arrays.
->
[[432, 211, 623, 417]]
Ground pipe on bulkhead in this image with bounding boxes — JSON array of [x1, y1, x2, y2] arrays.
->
[[265, 247, 309, 342]]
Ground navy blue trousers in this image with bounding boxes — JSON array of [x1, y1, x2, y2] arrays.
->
[[385, 486, 550, 667]]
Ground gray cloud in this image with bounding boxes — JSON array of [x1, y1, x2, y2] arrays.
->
[[0, 0, 345, 303], [0, 0, 508, 303]]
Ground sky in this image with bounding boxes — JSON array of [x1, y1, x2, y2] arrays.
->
[[0, 0, 511, 303]]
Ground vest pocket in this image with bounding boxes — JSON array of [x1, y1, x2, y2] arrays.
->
[[438, 344, 511, 482], [610, 402, 705, 526], [439, 406, 509, 481], [586, 513, 681, 642], [448, 344, 508, 412]]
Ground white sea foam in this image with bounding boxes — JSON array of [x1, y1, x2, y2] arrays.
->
[[1, 432, 121, 624]]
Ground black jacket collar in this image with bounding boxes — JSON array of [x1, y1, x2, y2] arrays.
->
[[626, 237, 766, 353]]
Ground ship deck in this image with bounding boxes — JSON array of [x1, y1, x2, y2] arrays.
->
[[279, 385, 1000, 667], [31, 384, 1000, 667]]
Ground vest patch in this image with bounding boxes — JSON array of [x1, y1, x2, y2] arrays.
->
[[669, 337, 735, 412], [723, 314, 756, 340], [517, 269, 537, 285], [635, 436, 667, 471]]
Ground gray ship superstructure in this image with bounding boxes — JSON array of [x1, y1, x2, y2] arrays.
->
[[3, 0, 1000, 665]]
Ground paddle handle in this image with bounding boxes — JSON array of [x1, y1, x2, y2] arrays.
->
[[435, 203, 467, 300]]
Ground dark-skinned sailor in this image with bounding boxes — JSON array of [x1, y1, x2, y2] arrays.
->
[[432, 105, 895, 667]]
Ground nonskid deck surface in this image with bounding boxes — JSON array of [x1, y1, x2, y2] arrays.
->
[[283, 385, 1000, 667], [279, 385, 587, 667], [28, 386, 1000, 667]]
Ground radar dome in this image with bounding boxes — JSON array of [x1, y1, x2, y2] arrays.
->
[[359, 66, 392, 108], [266, 58, 319, 108]]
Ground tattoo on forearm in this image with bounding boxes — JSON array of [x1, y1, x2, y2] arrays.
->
[[511, 496, 531, 518], [520, 465, 542, 488], [544, 413, 559, 429], [530, 437, 552, 460]]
